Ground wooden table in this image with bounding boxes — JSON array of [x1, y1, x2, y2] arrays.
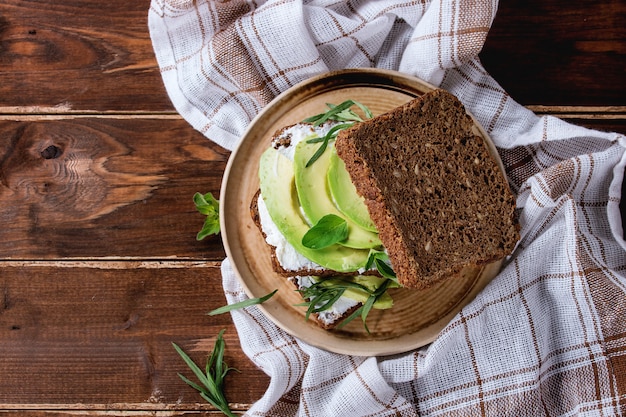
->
[[0, 0, 623, 415]]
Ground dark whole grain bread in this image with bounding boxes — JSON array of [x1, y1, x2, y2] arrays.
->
[[335, 88, 519, 290]]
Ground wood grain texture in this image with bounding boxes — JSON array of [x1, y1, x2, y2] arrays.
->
[[0, 0, 624, 414], [0, 0, 622, 111], [0, 262, 269, 410], [0, 0, 171, 111], [0, 118, 229, 259], [481, 0, 626, 106]]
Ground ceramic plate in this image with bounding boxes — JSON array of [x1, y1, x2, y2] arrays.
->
[[220, 68, 503, 356]]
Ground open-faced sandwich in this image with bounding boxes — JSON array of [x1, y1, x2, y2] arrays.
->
[[252, 88, 519, 330]]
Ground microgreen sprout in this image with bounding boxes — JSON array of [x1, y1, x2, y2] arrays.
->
[[194, 192, 220, 240]]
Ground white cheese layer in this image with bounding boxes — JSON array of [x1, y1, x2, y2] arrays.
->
[[293, 276, 359, 326], [259, 122, 332, 272], [258, 194, 360, 326], [257, 194, 322, 272], [272, 122, 336, 162]]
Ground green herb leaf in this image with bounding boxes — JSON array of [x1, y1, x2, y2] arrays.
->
[[375, 258, 398, 281], [297, 277, 395, 333], [207, 289, 278, 316], [365, 250, 399, 283], [359, 295, 377, 334], [336, 278, 394, 334], [303, 100, 370, 126], [193, 192, 220, 240], [173, 330, 238, 417], [301, 214, 349, 249], [302, 100, 373, 167], [304, 122, 353, 167], [296, 279, 363, 320]]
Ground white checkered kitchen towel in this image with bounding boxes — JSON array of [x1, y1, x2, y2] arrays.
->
[[148, 1, 626, 415]]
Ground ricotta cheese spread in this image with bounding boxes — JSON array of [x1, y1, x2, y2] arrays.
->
[[257, 194, 321, 272], [293, 276, 359, 326], [272, 122, 337, 162]]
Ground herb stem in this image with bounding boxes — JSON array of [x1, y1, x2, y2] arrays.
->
[[173, 329, 238, 417], [302, 101, 373, 167]]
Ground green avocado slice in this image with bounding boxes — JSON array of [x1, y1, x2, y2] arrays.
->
[[293, 141, 382, 249], [327, 146, 378, 232], [259, 147, 370, 273]]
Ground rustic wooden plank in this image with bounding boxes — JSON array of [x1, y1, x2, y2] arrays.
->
[[0, 115, 623, 261], [0, 412, 230, 416], [0, 0, 171, 111], [542, 114, 626, 135], [0, 118, 228, 260], [0, 262, 269, 410], [0, 0, 623, 112], [481, 0, 626, 106]]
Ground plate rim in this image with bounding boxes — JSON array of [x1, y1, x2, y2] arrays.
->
[[220, 68, 503, 356]]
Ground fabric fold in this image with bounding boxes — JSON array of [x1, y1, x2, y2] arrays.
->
[[151, 0, 626, 415]]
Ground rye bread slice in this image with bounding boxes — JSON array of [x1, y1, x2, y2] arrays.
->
[[335, 89, 519, 290]]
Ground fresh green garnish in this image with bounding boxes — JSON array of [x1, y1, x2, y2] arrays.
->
[[303, 100, 373, 125], [173, 330, 238, 417], [365, 250, 399, 283], [194, 192, 220, 240], [207, 289, 278, 316], [304, 122, 353, 168], [301, 214, 349, 249], [297, 279, 362, 319], [297, 277, 394, 333], [338, 278, 394, 333], [302, 100, 373, 167], [297, 251, 399, 332]]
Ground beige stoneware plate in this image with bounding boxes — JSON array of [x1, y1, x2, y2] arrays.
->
[[220, 68, 503, 356]]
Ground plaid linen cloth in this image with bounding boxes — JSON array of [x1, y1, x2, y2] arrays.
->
[[148, 0, 626, 415]]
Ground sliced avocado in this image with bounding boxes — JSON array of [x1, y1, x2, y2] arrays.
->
[[316, 276, 393, 309], [327, 147, 378, 232], [259, 147, 370, 273], [293, 141, 382, 249]]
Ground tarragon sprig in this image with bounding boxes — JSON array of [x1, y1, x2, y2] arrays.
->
[[207, 289, 278, 316], [174, 292, 276, 414], [297, 278, 370, 319], [297, 276, 394, 334], [302, 100, 373, 167], [303, 100, 373, 125], [296, 249, 399, 332], [173, 330, 238, 417], [338, 278, 394, 333]]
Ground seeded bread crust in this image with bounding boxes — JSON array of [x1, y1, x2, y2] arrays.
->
[[335, 89, 519, 290]]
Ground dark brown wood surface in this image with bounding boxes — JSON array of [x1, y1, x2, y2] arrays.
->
[[0, 0, 623, 415]]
